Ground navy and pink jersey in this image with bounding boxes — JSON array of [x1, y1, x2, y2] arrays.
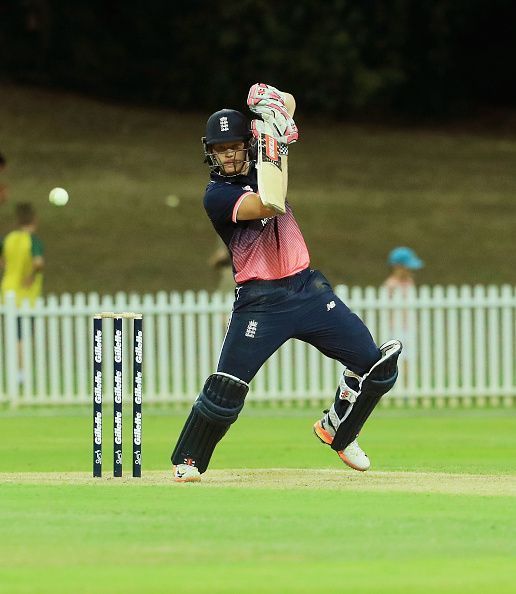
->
[[203, 167, 310, 283]]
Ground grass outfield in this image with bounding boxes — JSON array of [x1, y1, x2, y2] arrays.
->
[[0, 407, 515, 593], [1, 85, 516, 293]]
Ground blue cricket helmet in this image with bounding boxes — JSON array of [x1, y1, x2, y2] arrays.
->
[[203, 109, 251, 146], [202, 109, 255, 176]]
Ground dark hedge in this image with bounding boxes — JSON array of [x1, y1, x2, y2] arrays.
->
[[1, 0, 515, 116]]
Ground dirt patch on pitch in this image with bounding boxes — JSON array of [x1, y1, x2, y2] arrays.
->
[[0, 469, 515, 496], [206, 469, 516, 496]]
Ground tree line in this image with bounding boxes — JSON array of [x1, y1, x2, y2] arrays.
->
[[1, 0, 515, 117]]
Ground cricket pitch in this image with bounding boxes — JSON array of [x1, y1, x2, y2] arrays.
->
[[1, 469, 514, 496]]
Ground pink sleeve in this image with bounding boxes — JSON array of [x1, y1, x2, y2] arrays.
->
[[232, 192, 254, 223]]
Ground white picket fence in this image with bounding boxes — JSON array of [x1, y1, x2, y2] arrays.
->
[[0, 285, 515, 407]]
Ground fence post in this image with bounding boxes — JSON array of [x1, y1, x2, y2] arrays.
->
[[501, 285, 514, 400], [5, 291, 19, 406]]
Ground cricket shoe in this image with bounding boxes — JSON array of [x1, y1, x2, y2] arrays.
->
[[313, 406, 371, 472], [173, 463, 201, 483]]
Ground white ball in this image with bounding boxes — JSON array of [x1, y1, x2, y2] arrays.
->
[[49, 187, 69, 206]]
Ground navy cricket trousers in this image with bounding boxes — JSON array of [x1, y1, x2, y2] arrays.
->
[[217, 268, 380, 384]]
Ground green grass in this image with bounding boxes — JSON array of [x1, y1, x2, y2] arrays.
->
[[1, 486, 514, 594], [1, 84, 516, 293], [0, 407, 515, 593], [1, 406, 515, 474]]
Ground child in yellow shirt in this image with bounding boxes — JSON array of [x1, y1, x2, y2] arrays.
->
[[1, 202, 44, 306]]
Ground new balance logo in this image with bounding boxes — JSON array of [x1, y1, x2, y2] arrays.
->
[[245, 320, 258, 338], [327, 300, 336, 311], [220, 116, 229, 131]]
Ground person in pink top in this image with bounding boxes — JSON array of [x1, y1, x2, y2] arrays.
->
[[383, 247, 424, 371], [171, 94, 402, 483]]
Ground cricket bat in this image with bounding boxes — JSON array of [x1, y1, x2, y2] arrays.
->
[[256, 92, 296, 214]]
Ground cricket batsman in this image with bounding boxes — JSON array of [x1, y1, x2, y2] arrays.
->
[[171, 83, 401, 482]]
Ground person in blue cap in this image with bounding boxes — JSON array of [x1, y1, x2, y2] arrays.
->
[[384, 247, 424, 293], [383, 247, 424, 374]]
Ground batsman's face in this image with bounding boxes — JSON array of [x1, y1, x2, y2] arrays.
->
[[212, 142, 247, 175]]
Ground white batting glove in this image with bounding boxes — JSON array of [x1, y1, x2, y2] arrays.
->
[[251, 118, 296, 147], [247, 83, 285, 107], [250, 106, 298, 144], [248, 83, 299, 144]]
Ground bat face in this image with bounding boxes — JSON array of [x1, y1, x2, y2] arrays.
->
[[254, 89, 296, 215], [257, 124, 286, 214]]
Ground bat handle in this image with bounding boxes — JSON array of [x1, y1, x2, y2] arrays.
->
[[280, 91, 296, 117]]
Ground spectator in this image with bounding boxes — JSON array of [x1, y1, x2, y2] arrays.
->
[[383, 246, 424, 293], [0, 203, 45, 384], [383, 246, 424, 375], [0, 202, 44, 304]]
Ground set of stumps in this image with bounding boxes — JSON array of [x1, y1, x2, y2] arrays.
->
[[92, 312, 143, 478]]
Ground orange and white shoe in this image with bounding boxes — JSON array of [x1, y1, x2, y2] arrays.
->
[[313, 407, 371, 472], [173, 463, 201, 483]]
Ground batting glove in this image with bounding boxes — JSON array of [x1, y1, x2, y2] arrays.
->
[[247, 83, 285, 107], [250, 107, 298, 144], [251, 118, 296, 147], [248, 83, 299, 144]]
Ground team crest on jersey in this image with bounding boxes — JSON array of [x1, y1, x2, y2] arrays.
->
[[220, 116, 229, 131], [242, 185, 253, 191]]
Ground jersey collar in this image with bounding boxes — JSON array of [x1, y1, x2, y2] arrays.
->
[[210, 164, 257, 185]]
